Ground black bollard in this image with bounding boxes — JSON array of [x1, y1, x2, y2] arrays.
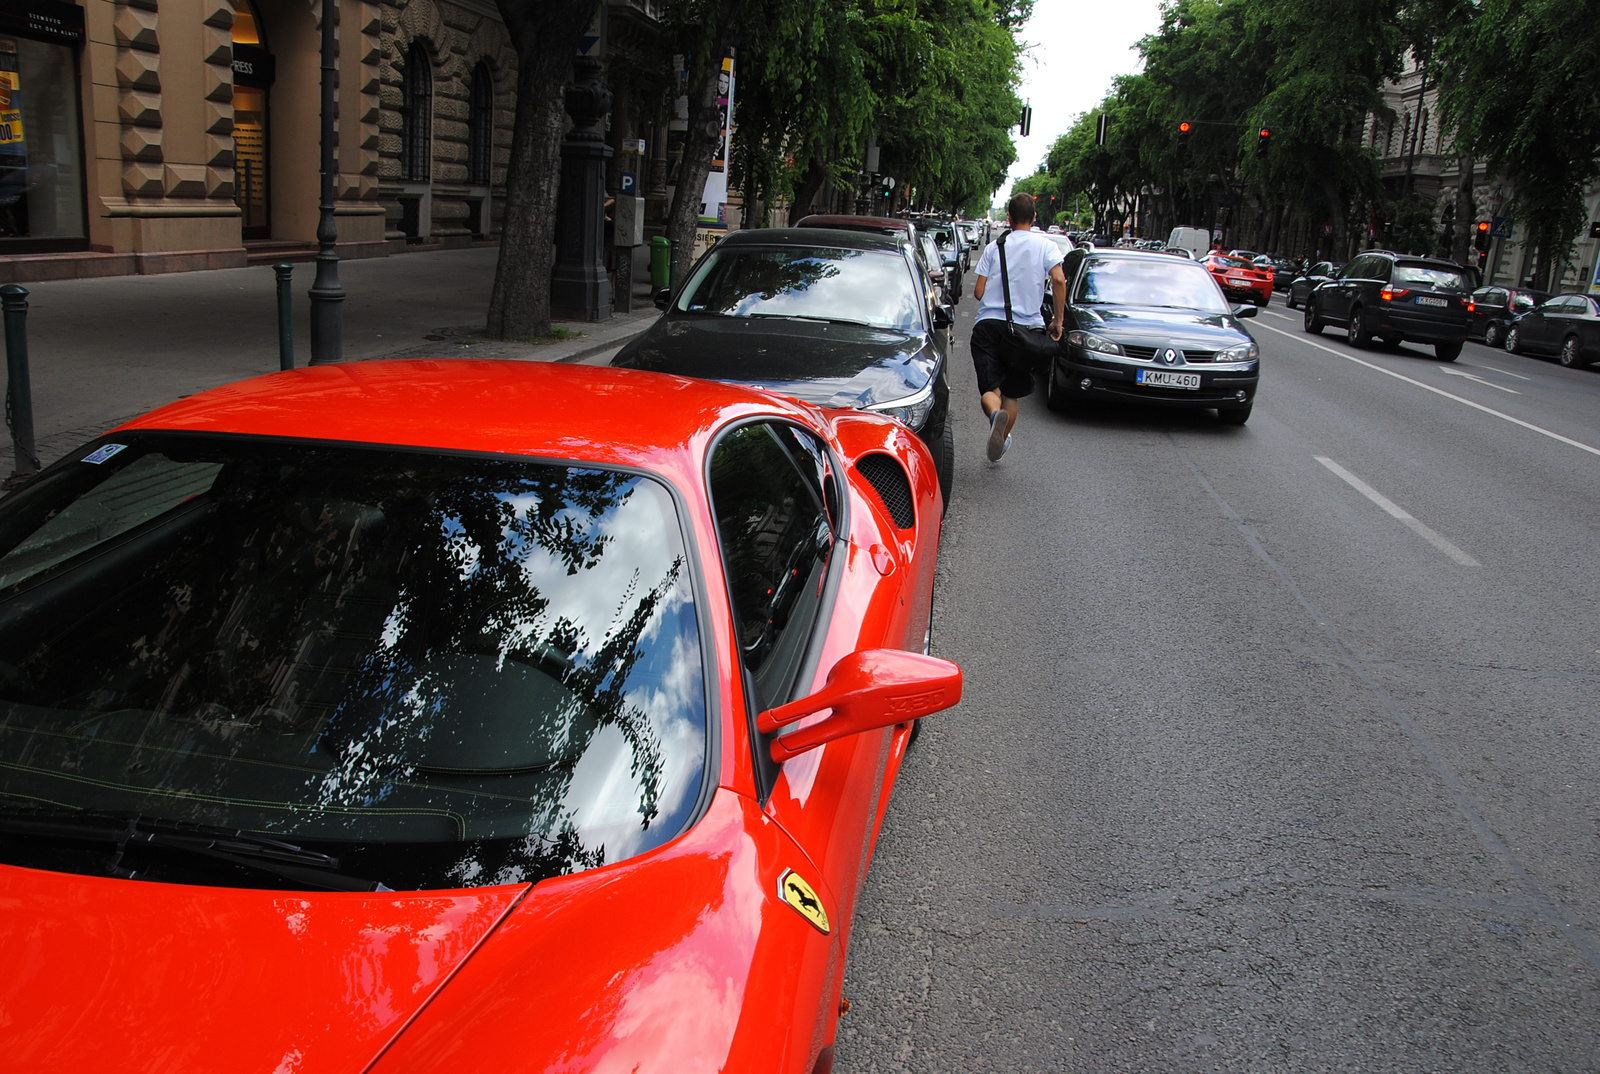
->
[[273, 263, 294, 371], [0, 284, 38, 479]]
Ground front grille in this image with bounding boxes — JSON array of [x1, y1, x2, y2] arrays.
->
[[1123, 344, 1219, 362], [856, 454, 915, 530]]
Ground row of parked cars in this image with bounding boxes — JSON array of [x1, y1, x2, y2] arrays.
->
[[0, 215, 977, 1070]]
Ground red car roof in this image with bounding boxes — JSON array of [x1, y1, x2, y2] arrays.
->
[[113, 359, 805, 470]]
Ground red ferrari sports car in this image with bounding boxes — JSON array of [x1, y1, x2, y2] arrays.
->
[[1203, 252, 1274, 306], [0, 360, 959, 1073]]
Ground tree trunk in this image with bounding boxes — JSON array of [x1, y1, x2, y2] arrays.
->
[[486, 0, 601, 340], [1450, 154, 1474, 265], [789, 153, 827, 221], [666, 9, 737, 283]]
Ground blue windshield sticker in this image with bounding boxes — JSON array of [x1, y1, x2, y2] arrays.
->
[[82, 444, 127, 465]]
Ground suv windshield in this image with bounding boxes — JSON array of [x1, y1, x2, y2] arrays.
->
[[1078, 257, 1230, 312], [1394, 263, 1471, 292], [676, 245, 921, 332], [0, 435, 706, 891]]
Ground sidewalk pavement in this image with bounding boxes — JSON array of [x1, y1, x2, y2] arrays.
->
[[5, 245, 660, 468]]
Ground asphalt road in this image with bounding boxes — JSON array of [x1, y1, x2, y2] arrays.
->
[[836, 293, 1600, 1071]]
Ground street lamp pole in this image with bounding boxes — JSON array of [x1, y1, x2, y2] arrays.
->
[[308, 0, 345, 364]]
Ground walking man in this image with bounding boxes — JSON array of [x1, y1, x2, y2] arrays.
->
[[970, 192, 1068, 461]]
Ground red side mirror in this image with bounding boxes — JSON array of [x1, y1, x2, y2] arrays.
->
[[757, 649, 963, 763]]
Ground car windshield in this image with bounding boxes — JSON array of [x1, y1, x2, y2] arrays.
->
[[1046, 235, 1076, 256], [677, 245, 920, 332], [0, 435, 706, 891], [1210, 255, 1256, 269], [1394, 263, 1471, 292], [1078, 257, 1230, 312]]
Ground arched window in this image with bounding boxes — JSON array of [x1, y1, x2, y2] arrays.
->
[[399, 42, 433, 182], [468, 63, 493, 186]]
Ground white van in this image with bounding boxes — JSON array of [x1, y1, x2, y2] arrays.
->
[[1166, 226, 1211, 262]]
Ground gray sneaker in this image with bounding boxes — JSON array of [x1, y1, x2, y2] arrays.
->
[[985, 409, 1010, 462]]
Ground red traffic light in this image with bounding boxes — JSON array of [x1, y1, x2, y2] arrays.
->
[[1259, 128, 1270, 138], [1476, 220, 1491, 232], [1178, 121, 1191, 133]]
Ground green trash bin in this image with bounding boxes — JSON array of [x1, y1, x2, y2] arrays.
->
[[649, 235, 672, 291]]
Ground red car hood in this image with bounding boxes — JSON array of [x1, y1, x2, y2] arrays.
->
[[369, 789, 837, 1074], [0, 864, 528, 1072]]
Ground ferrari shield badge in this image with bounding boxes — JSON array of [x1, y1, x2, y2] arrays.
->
[[778, 869, 830, 934]]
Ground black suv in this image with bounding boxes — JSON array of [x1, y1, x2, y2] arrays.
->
[[1303, 251, 1475, 361]]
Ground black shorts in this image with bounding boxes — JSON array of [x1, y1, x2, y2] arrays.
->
[[970, 318, 1036, 399]]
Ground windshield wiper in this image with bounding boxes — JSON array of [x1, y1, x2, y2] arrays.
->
[[745, 313, 892, 330], [0, 801, 387, 892]]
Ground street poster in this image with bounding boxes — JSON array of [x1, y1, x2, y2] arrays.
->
[[0, 40, 25, 161], [699, 50, 735, 227]]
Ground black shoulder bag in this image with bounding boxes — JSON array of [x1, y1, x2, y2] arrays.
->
[[997, 230, 1060, 366]]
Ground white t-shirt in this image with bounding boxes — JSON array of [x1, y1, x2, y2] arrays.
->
[[973, 228, 1059, 327]]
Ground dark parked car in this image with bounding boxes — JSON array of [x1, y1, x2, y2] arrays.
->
[[615, 227, 955, 503], [1469, 285, 1548, 348], [1303, 251, 1474, 361], [1283, 261, 1342, 309], [1503, 293, 1600, 368], [1267, 257, 1298, 293], [1045, 249, 1261, 424]]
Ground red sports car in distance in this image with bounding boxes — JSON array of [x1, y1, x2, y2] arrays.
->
[[0, 360, 959, 1073], [1203, 252, 1274, 305]]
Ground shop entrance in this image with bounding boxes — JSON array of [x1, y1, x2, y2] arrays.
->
[[230, 0, 273, 240]]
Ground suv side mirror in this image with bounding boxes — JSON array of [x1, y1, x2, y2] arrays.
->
[[653, 287, 672, 311], [758, 649, 963, 762], [1233, 304, 1258, 319], [932, 304, 954, 328]]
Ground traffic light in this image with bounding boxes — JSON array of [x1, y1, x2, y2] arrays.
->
[[1020, 105, 1033, 137], [1474, 220, 1491, 253], [1177, 120, 1191, 151], [1256, 127, 1270, 157]]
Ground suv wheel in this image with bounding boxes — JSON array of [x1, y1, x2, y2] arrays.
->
[[1346, 307, 1371, 348], [1559, 336, 1588, 368], [1482, 322, 1501, 348], [1435, 339, 1463, 362], [1504, 326, 1522, 354], [1304, 300, 1325, 335]]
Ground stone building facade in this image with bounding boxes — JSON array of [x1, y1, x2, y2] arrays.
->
[[0, 0, 519, 283]]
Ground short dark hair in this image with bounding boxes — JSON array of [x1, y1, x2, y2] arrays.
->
[[1007, 193, 1036, 226]]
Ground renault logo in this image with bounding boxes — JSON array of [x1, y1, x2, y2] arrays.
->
[[1161, 347, 1183, 365]]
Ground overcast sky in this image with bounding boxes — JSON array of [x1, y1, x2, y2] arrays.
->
[[999, 1, 1168, 202]]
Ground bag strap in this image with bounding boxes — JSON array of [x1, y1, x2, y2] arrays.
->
[[998, 230, 1015, 327]]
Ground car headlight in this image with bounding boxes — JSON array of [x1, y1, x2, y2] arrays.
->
[[865, 380, 937, 429], [1217, 340, 1259, 363], [1066, 330, 1125, 356]]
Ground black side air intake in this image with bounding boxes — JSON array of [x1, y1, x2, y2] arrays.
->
[[855, 453, 915, 530]]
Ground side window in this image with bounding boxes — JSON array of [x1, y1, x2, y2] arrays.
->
[[1372, 258, 1392, 283], [709, 423, 837, 711], [1341, 258, 1364, 279]]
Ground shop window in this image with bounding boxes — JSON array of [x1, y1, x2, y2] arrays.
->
[[467, 62, 492, 187], [399, 43, 432, 183], [0, 7, 88, 253]]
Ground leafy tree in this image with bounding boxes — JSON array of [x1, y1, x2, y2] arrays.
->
[[1436, 0, 1600, 288]]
